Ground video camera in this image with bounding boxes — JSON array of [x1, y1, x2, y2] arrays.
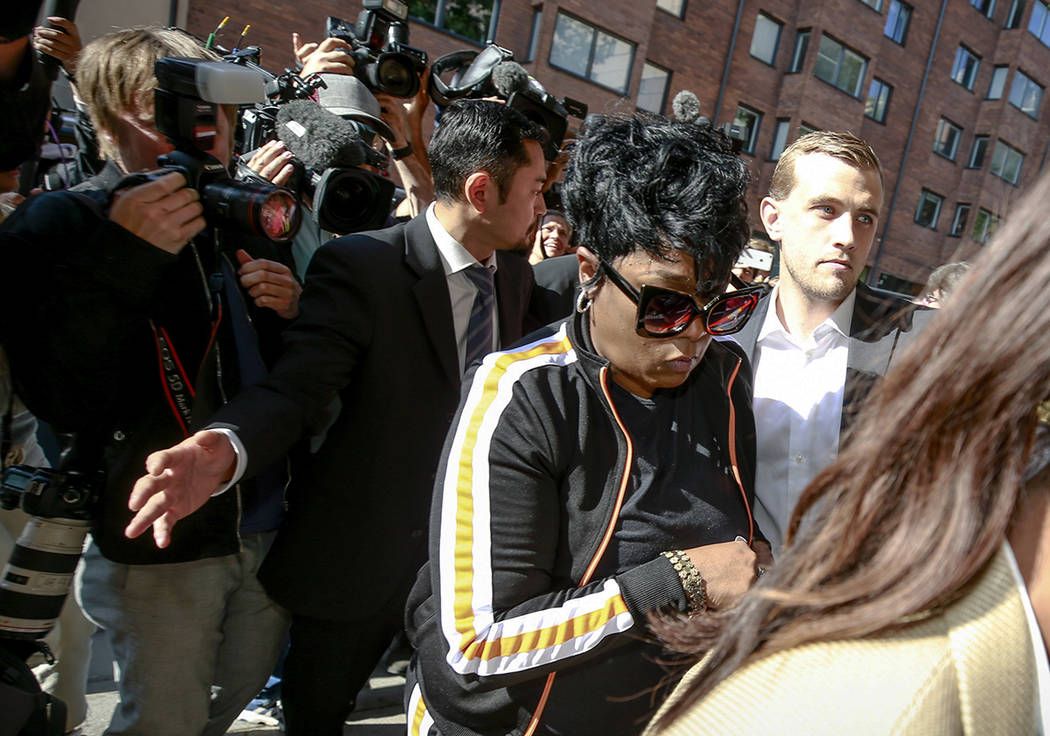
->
[[117, 58, 301, 243], [428, 45, 587, 161], [326, 0, 427, 98]]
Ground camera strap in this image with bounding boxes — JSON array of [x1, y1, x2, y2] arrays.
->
[[150, 311, 222, 438]]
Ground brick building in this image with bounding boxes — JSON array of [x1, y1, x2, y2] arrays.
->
[[182, 0, 1050, 293]]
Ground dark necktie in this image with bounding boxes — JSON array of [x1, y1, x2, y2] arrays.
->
[[463, 263, 495, 372]]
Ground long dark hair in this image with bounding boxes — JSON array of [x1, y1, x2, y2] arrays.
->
[[653, 169, 1050, 725]]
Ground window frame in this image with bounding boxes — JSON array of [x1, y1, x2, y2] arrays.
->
[[769, 118, 791, 160], [972, 208, 1001, 242], [968, 135, 990, 168], [637, 61, 671, 114], [813, 33, 869, 98], [732, 104, 763, 155], [1008, 69, 1044, 116], [950, 45, 982, 91], [933, 118, 963, 161], [655, 0, 687, 18], [1006, 0, 1026, 27], [987, 65, 1009, 99], [1029, 1, 1050, 47], [971, 0, 998, 18], [865, 77, 893, 123], [885, 0, 912, 44], [749, 12, 783, 66], [548, 11, 637, 95], [949, 203, 971, 237], [407, 0, 497, 45], [858, 0, 884, 10], [989, 139, 1025, 184], [789, 29, 810, 73], [915, 189, 945, 229]]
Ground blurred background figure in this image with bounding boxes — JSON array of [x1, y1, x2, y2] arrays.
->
[[647, 171, 1050, 736], [920, 260, 971, 308]]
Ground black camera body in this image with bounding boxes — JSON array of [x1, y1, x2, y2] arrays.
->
[[327, 1, 427, 98]]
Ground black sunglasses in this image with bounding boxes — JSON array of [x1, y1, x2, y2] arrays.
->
[[599, 259, 769, 338]]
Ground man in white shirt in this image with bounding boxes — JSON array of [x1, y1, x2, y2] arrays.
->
[[731, 132, 928, 551]]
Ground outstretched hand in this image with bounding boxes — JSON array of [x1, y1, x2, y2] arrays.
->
[[126, 430, 238, 548]]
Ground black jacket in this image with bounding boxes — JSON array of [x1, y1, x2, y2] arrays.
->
[[405, 312, 761, 735], [0, 163, 293, 563]]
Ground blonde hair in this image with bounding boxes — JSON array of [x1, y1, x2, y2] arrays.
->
[[75, 27, 219, 160], [769, 130, 882, 200]]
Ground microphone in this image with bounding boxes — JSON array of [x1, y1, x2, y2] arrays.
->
[[672, 90, 702, 123], [491, 61, 531, 98], [276, 100, 366, 170]]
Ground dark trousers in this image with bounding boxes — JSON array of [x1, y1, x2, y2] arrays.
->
[[281, 591, 407, 736]]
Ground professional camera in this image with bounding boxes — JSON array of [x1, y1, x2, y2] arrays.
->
[[428, 46, 587, 160], [0, 464, 99, 640], [326, 0, 427, 98], [117, 57, 301, 243]]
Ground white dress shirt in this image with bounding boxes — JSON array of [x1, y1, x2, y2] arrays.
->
[[751, 287, 856, 551], [425, 203, 500, 376]]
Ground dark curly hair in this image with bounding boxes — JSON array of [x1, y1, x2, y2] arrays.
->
[[563, 113, 750, 291]]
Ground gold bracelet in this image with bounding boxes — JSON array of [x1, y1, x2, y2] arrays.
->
[[662, 549, 707, 615]]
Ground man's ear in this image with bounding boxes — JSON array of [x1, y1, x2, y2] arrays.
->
[[464, 170, 495, 214], [576, 246, 599, 287], [759, 197, 783, 242]]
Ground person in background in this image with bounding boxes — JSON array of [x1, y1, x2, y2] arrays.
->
[[920, 260, 970, 308], [527, 209, 573, 264], [647, 168, 1050, 736]]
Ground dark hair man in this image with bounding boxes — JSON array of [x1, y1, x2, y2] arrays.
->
[[0, 26, 299, 736], [126, 99, 547, 735], [731, 131, 930, 551]]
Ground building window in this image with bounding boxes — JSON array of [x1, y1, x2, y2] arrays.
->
[[865, 77, 892, 122], [990, 140, 1024, 183], [1006, 0, 1027, 27], [859, 0, 884, 9], [968, 135, 989, 167], [732, 105, 762, 154], [1030, 1, 1050, 46], [971, 0, 997, 18], [770, 118, 790, 159], [549, 12, 636, 94], [950, 203, 971, 236], [951, 45, 981, 90], [799, 122, 819, 137], [933, 118, 963, 160], [656, 0, 686, 17], [915, 189, 944, 229], [750, 12, 782, 65], [1009, 69, 1043, 116], [790, 29, 810, 72], [813, 34, 868, 97], [637, 62, 670, 113], [525, 7, 542, 62], [885, 1, 912, 44], [407, 0, 495, 44], [972, 208, 1001, 241], [987, 65, 1009, 98]]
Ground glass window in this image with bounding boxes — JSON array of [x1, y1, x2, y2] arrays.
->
[[971, 0, 998, 17], [1029, 1, 1050, 46], [525, 7, 542, 62], [770, 118, 790, 159], [859, 0, 884, 9], [637, 62, 670, 113], [972, 208, 1001, 241], [865, 77, 893, 122], [1006, 0, 1027, 27], [1009, 69, 1043, 116], [549, 12, 636, 94], [813, 34, 868, 97], [933, 119, 963, 160], [750, 13, 782, 65], [988, 65, 1009, 98], [950, 203, 971, 236], [951, 45, 981, 90], [732, 105, 762, 154], [790, 30, 810, 72], [885, 1, 912, 44], [990, 140, 1024, 183], [968, 135, 990, 167], [915, 189, 944, 229], [799, 122, 819, 137], [407, 0, 495, 44], [656, 0, 686, 17]]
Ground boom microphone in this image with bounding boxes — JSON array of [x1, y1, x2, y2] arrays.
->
[[491, 61, 530, 98], [276, 100, 366, 171], [672, 90, 702, 123]]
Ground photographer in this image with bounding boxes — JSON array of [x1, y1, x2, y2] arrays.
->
[[0, 27, 295, 736]]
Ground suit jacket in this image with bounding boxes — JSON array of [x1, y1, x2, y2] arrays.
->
[[645, 546, 1039, 735], [209, 213, 536, 620], [733, 282, 931, 434]]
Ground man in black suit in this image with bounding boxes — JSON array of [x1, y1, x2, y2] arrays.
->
[[733, 131, 930, 552], [124, 100, 548, 735]]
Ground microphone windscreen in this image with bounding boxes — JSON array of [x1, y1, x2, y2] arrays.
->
[[276, 100, 365, 171], [491, 61, 530, 98], [672, 90, 701, 123]]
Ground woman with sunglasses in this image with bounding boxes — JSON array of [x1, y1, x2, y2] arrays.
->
[[405, 114, 772, 736], [645, 174, 1050, 735]]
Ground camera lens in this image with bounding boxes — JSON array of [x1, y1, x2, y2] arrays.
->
[[313, 168, 395, 234], [201, 180, 301, 243], [370, 53, 419, 98]]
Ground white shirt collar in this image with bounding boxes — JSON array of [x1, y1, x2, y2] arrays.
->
[[425, 202, 497, 276], [758, 283, 857, 343]]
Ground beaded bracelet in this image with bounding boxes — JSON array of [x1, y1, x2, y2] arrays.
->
[[662, 549, 707, 615]]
